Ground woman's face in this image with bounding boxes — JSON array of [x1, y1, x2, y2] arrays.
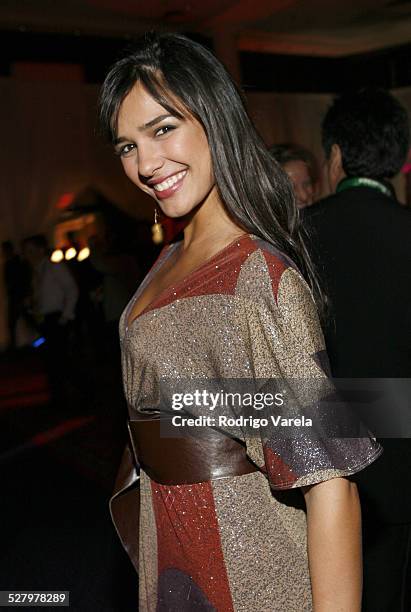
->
[[115, 81, 218, 219], [283, 160, 315, 209]]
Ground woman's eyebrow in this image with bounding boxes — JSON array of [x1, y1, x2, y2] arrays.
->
[[113, 114, 175, 145], [141, 114, 174, 130]]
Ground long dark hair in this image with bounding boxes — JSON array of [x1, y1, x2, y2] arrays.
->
[[99, 32, 323, 308]]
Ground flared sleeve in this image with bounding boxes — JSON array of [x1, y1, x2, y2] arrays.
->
[[234, 249, 382, 490]]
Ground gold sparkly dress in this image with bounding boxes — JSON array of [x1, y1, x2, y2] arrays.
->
[[111, 234, 381, 611]]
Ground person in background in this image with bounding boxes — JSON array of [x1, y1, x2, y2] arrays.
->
[[269, 143, 320, 209], [1, 241, 31, 350], [304, 88, 411, 612], [22, 234, 78, 328], [22, 234, 78, 407], [88, 232, 140, 352]]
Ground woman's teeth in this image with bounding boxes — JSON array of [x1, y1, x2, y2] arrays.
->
[[153, 170, 187, 192]]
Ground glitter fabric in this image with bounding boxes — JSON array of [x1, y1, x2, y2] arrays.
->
[[112, 234, 382, 611]]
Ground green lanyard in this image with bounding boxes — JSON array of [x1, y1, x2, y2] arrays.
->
[[336, 177, 392, 198]]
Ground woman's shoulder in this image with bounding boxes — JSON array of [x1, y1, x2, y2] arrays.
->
[[236, 236, 325, 365], [234, 234, 302, 303], [246, 234, 298, 270]]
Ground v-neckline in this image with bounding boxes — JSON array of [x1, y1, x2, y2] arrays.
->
[[125, 233, 251, 329]]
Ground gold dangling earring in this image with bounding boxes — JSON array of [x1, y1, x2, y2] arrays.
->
[[151, 206, 164, 245]]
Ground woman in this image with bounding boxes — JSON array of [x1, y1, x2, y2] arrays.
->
[[99, 33, 381, 611]]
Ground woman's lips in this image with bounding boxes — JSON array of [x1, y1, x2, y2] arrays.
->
[[151, 170, 187, 200]]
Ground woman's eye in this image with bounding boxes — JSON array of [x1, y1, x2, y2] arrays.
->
[[155, 125, 175, 137], [115, 143, 135, 158]]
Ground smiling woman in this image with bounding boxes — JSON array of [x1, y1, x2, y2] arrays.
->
[[114, 82, 216, 219], [98, 32, 381, 612]]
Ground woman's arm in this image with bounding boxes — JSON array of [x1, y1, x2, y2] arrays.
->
[[302, 477, 362, 612]]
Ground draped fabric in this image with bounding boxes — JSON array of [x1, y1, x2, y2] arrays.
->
[[113, 234, 381, 611]]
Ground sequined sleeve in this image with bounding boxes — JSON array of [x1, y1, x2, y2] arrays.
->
[[236, 252, 382, 490]]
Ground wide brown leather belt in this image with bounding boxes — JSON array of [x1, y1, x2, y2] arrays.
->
[[128, 417, 258, 485]]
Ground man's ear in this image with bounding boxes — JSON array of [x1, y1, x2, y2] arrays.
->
[[330, 143, 343, 174], [328, 144, 345, 192]]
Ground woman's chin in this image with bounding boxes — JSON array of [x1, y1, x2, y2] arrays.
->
[[159, 209, 188, 220], [158, 202, 195, 220]]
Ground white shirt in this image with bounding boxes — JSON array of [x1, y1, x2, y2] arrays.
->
[[34, 259, 78, 320]]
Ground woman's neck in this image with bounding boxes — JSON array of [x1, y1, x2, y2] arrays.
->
[[181, 187, 245, 254]]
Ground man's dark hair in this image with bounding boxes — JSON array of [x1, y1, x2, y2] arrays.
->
[[322, 88, 409, 179]]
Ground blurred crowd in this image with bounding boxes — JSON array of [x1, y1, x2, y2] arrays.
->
[[2, 229, 158, 416]]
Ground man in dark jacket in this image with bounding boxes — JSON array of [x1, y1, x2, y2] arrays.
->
[[304, 89, 411, 611]]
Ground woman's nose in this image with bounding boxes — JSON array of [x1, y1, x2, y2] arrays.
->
[[137, 144, 163, 179]]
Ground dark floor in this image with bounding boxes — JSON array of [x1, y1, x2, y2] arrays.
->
[[0, 346, 137, 611]]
